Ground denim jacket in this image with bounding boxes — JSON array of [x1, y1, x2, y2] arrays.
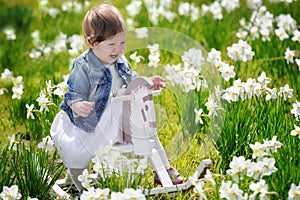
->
[[60, 48, 135, 132]]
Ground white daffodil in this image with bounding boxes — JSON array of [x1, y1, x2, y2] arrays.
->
[[257, 71, 272, 87], [126, 0, 142, 17], [193, 181, 207, 200], [226, 156, 251, 182], [220, 180, 246, 200], [8, 134, 17, 151], [123, 188, 146, 200], [194, 109, 204, 124], [207, 48, 222, 66], [259, 157, 277, 177], [134, 27, 148, 38], [80, 187, 110, 200], [291, 124, 300, 139], [284, 48, 295, 64], [265, 88, 277, 101], [26, 104, 35, 119], [247, 161, 263, 180], [78, 169, 92, 190], [219, 64, 236, 81], [275, 27, 289, 40], [37, 136, 54, 152], [129, 51, 144, 65], [250, 142, 268, 160], [36, 91, 51, 112], [249, 179, 269, 200], [4, 28, 16, 40], [12, 85, 24, 99], [0, 185, 22, 200], [263, 136, 283, 153], [29, 49, 42, 59], [292, 30, 300, 43], [288, 183, 300, 200], [291, 101, 300, 121], [278, 84, 293, 101]]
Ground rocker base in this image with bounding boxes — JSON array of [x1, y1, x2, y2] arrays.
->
[[52, 159, 212, 198]]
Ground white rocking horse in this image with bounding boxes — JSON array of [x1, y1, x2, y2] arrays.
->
[[52, 77, 212, 198]]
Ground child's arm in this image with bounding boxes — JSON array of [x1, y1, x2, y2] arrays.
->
[[64, 61, 94, 118]]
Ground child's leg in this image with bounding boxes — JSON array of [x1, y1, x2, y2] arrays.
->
[[68, 168, 88, 192]]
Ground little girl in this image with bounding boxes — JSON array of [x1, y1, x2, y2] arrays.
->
[[50, 3, 182, 192]]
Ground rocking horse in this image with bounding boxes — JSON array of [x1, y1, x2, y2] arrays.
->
[[52, 77, 212, 197]]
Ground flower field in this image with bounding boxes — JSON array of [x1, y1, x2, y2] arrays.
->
[[0, 0, 299, 199]]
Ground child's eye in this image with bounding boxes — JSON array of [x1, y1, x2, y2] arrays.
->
[[108, 43, 115, 46]]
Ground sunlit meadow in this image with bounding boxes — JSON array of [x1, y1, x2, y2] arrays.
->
[[0, 0, 299, 199]]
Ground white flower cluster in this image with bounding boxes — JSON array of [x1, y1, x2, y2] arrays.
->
[[80, 187, 146, 200], [207, 48, 236, 82], [227, 40, 255, 62], [178, 2, 201, 22], [126, 0, 296, 28], [126, 0, 175, 26], [178, 0, 240, 21], [0, 68, 24, 99], [29, 31, 85, 60], [147, 44, 160, 68], [194, 95, 223, 125], [38, 0, 90, 16], [275, 14, 297, 41], [268, 0, 297, 3], [189, 136, 287, 199], [8, 134, 55, 153], [221, 71, 293, 102], [220, 136, 282, 199], [76, 143, 148, 199], [237, 6, 299, 42], [165, 47, 206, 92], [91, 143, 148, 180], [126, 0, 250, 27], [2, 134, 55, 199], [26, 76, 68, 119]]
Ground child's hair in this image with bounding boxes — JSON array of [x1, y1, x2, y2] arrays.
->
[[82, 3, 126, 45]]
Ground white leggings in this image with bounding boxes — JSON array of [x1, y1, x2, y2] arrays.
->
[[66, 168, 88, 192]]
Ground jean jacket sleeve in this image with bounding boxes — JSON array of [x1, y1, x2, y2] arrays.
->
[[63, 60, 90, 106]]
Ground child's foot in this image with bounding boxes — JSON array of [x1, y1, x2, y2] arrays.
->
[[155, 167, 183, 185]]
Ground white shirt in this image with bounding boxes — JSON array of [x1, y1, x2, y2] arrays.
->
[[78, 63, 125, 155]]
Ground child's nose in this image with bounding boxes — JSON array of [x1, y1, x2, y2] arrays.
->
[[114, 45, 125, 53]]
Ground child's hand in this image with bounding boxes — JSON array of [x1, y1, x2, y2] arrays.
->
[[151, 75, 166, 90], [70, 101, 95, 117]]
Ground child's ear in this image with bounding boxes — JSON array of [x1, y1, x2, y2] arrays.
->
[[89, 41, 99, 48], [85, 37, 98, 48]]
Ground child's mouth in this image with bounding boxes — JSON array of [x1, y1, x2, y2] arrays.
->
[[110, 55, 118, 59]]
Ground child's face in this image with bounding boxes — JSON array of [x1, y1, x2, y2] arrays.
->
[[91, 32, 126, 65]]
